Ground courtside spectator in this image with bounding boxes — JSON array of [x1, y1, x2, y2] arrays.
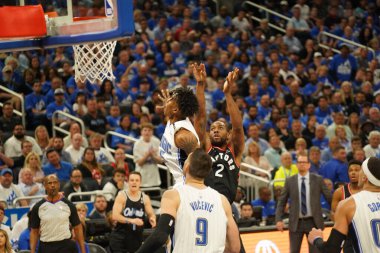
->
[[252, 186, 276, 224]]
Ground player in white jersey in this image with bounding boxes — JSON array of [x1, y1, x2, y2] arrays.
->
[[159, 87, 200, 186], [308, 157, 380, 253], [136, 148, 240, 253]]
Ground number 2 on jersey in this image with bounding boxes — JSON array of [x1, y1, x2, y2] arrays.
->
[[371, 219, 380, 248], [195, 218, 208, 246], [215, 164, 224, 177]]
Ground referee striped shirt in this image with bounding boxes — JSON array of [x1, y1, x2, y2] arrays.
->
[[30, 198, 80, 242]]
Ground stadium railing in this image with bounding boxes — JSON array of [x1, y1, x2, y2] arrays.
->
[[0, 85, 25, 127], [243, 1, 358, 54], [103, 131, 271, 199], [319, 31, 376, 57], [12, 195, 46, 206], [241, 163, 272, 180], [239, 170, 270, 201], [68, 190, 113, 202], [239, 163, 271, 200], [269, 178, 285, 200], [51, 110, 85, 137]]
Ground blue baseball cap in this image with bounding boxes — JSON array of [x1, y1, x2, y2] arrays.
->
[[0, 168, 13, 176]]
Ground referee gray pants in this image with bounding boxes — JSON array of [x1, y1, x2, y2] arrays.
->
[[38, 239, 78, 253]]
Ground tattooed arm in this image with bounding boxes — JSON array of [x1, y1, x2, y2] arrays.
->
[[174, 129, 200, 155]]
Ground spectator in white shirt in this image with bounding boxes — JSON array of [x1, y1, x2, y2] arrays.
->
[[65, 133, 85, 166], [89, 133, 115, 165], [4, 124, 42, 158], [133, 123, 163, 187], [363, 131, 380, 158], [0, 169, 28, 207], [18, 168, 45, 206]]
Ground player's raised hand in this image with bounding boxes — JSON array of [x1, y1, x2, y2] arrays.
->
[[223, 68, 239, 94], [156, 89, 171, 111], [192, 63, 207, 84]]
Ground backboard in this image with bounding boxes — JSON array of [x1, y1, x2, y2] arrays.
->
[[0, 0, 134, 52]]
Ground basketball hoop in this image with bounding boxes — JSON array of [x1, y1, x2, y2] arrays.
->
[[73, 40, 116, 84]]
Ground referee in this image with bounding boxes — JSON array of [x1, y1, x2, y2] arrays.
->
[[30, 174, 86, 253]]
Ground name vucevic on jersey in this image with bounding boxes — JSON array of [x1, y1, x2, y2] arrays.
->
[[190, 200, 214, 212], [367, 202, 380, 212]]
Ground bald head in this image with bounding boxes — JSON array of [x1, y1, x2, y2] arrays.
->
[[44, 174, 60, 198]]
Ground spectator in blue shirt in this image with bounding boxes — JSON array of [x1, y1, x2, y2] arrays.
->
[[115, 75, 134, 105], [309, 146, 323, 174], [315, 96, 333, 124], [111, 115, 137, 154], [129, 64, 156, 93], [215, 27, 234, 51], [114, 50, 132, 82], [251, 186, 276, 221], [257, 95, 272, 121], [244, 83, 260, 107], [45, 77, 70, 105], [329, 44, 358, 83], [243, 105, 261, 133], [46, 88, 74, 126], [106, 105, 121, 130], [321, 136, 340, 164], [312, 125, 329, 150], [25, 81, 47, 129], [157, 53, 182, 78], [257, 76, 276, 99], [319, 146, 349, 184], [42, 148, 73, 182]]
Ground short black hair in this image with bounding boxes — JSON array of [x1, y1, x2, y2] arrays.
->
[[172, 87, 199, 118], [188, 148, 212, 179], [240, 202, 253, 209], [46, 147, 58, 157], [113, 168, 126, 176], [348, 160, 362, 168]]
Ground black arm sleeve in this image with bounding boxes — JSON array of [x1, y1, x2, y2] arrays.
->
[[136, 214, 175, 253], [313, 228, 346, 253]]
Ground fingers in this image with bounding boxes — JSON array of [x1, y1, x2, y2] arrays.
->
[[232, 68, 239, 80]]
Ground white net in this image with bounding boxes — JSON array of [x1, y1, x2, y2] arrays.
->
[[73, 40, 116, 84]]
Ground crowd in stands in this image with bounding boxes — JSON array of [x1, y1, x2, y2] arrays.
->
[[0, 0, 380, 251]]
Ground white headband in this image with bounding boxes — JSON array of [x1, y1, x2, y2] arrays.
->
[[362, 158, 380, 187]]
